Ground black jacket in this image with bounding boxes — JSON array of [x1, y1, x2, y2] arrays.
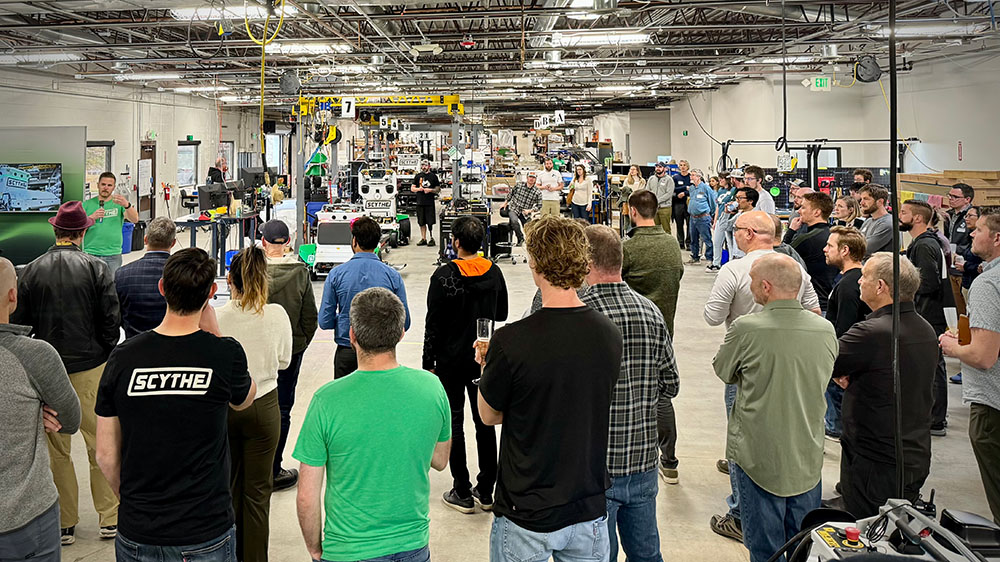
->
[[11, 244, 120, 372], [423, 256, 508, 372], [207, 167, 225, 184], [832, 302, 936, 493], [791, 222, 839, 312], [907, 230, 954, 333], [826, 267, 871, 338]]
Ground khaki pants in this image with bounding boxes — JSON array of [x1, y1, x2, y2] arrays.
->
[[540, 200, 561, 216], [654, 206, 673, 235], [46, 363, 119, 529], [229, 389, 280, 562]]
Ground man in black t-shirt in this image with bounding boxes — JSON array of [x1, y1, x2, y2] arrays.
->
[[822, 226, 871, 442], [411, 160, 441, 247], [477, 215, 623, 562], [95, 248, 256, 562]]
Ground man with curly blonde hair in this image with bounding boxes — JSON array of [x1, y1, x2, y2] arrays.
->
[[477, 215, 624, 562]]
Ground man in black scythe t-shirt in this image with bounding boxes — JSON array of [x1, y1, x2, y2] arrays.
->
[[95, 248, 255, 562]]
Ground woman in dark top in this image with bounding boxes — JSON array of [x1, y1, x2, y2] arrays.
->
[[832, 196, 865, 229], [958, 206, 984, 293]]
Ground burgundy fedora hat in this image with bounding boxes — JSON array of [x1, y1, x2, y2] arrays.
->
[[48, 201, 95, 231]]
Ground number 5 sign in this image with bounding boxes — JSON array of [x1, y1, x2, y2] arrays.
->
[[341, 97, 356, 119]]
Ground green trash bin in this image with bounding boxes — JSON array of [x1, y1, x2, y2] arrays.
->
[[299, 244, 316, 266]]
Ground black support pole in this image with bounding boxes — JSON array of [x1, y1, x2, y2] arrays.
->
[[888, 0, 905, 500]]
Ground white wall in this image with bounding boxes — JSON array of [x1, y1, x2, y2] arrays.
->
[[629, 110, 671, 165], [0, 69, 256, 218], [861, 54, 1000, 173]]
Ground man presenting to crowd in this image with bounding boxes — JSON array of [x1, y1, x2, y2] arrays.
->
[[714, 254, 837, 562], [83, 172, 138, 274], [411, 160, 441, 246]]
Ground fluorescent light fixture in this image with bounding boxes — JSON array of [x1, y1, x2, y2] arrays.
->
[[551, 32, 649, 47], [595, 85, 639, 92], [487, 77, 533, 84], [310, 65, 371, 74], [868, 22, 990, 37], [218, 95, 247, 102], [171, 5, 298, 20], [567, 12, 602, 20], [760, 55, 817, 64], [174, 86, 231, 93], [114, 72, 182, 81], [265, 42, 351, 55], [569, 0, 594, 7], [0, 52, 83, 64]]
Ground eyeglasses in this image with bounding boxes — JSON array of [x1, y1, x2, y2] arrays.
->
[[948, 193, 967, 199], [733, 225, 756, 233], [735, 196, 748, 201]]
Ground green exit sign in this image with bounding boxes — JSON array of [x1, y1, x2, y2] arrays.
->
[[811, 77, 831, 91], [682, 130, 688, 136]]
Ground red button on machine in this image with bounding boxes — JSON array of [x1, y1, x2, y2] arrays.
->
[[845, 527, 861, 542]]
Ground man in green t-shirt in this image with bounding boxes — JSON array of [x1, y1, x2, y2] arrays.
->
[[82, 171, 138, 275], [294, 287, 451, 562]]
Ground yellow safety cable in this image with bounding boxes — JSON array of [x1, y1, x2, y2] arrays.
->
[[878, 79, 942, 173], [244, 0, 287, 189]]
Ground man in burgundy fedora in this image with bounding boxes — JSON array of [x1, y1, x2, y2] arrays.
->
[[12, 201, 121, 545]]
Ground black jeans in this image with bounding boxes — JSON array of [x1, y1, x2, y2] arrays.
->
[[657, 396, 678, 470], [273, 351, 304, 475], [437, 360, 497, 498], [334, 345, 358, 380], [970, 403, 1000, 523], [840, 441, 924, 519], [931, 347, 948, 429], [672, 202, 688, 246], [508, 211, 527, 244]]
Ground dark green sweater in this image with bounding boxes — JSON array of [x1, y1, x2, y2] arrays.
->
[[267, 256, 319, 355], [622, 226, 684, 336]]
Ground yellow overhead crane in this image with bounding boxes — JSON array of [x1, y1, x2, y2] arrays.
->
[[294, 94, 464, 117]]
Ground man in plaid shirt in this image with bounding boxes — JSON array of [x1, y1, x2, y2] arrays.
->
[[500, 173, 542, 246], [581, 224, 679, 562]]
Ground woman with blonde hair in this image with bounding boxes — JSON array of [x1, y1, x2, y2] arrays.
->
[[216, 245, 292, 562], [832, 195, 864, 229]]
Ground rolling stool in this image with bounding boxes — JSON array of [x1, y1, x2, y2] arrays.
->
[[490, 224, 525, 265]]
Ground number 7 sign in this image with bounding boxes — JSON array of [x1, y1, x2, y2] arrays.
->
[[341, 97, 356, 119]]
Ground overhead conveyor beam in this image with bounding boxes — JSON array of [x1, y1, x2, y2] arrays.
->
[[295, 95, 465, 116]]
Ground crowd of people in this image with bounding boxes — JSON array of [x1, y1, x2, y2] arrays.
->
[[1, 160, 998, 562]]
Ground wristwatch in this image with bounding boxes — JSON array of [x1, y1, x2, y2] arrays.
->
[[125, 202, 132, 209]]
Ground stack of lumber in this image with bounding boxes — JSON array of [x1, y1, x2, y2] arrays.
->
[[898, 170, 1000, 206]]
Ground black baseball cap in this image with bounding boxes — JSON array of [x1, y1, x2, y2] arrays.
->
[[654, 161, 667, 168], [260, 219, 290, 244]]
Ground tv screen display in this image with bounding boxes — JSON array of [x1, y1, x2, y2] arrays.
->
[[0, 163, 63, 212]]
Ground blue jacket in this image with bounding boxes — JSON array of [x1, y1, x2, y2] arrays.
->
[[115, 251, 170, 338], [318, 252, 410, 347], [688, 182, 717, 216]]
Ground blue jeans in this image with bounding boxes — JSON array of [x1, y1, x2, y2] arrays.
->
[[712, 220, 728, 267], [0, 502, 60, 562], [689, 215, 713, 261], [115, 525, 236, 562], [732, 464, 821, 562], [324, 545, 430, 562], [489, 515, 609, 562], [570, 203, 590, 220], [724, 384, 740, 520], [606, 469, 663, 562], [96, 253, 123, 275], [824, 380, 844, 437]]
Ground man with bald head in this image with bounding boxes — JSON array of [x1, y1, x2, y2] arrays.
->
[[704, 210, 821, 544], [714, 253, 837, 562], [1, 257, 82, 561]]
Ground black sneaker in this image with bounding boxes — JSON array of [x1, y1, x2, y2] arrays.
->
[[710, 514, 743, 542], [273, 468, 299, 491], [716, 459, 729, 474], [428, 238, 435, 246], [930, 425, 947, 437], [471, 488, 494, 511], [417, 239, 428, 246], [61, 526, 75, 546], [100, 526, 117, 540], [441, 489, 475, 514]]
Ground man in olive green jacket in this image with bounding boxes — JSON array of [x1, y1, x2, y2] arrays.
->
[[261, 220, 319, 491], [621, 189, 684, 485]]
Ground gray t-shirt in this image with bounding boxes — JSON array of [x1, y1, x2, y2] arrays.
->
[[0, 323, 81, 532], [964, 258, 1000, 411], [861, 213, 894, 257], [756, 189, 776, 215]]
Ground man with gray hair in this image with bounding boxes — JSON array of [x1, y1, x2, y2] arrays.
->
[[295, 287, 451, 562], [831, 252, 936, 518], [581, 225, 677, 561], [1, 257, 82, 561], [207, 156, 227, 184], [686, 168, 716, 265], [115, 216, 177, 338], [714, 253, 837, 562]]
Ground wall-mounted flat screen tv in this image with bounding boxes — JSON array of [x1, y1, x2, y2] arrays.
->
[[0, 163, 63, 212]]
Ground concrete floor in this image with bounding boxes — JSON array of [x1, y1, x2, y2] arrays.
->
[[60, 217, 992, 562]]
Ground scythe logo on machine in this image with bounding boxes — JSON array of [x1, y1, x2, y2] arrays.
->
[[127, 367, 213, 396]]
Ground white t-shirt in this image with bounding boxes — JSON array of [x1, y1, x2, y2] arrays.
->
[[756, 189, 776, 214], [536, 170, 563, 201], [216, 301, 293, 398]]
